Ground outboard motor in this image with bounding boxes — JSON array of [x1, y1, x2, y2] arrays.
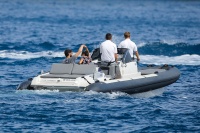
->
[[91, 48, 101, 60], [17, 78, 34, 90]]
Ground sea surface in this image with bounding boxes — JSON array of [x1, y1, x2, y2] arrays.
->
[[0, 0, 200, 132]]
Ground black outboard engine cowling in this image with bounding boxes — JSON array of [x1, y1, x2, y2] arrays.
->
[[17, 78, 34, 90], [91, 48, 101, 60]]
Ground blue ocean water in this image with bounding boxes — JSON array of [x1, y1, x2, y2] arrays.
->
[[0, 0, 200, 132]]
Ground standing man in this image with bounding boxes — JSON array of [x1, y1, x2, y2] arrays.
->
[[100, 33, 118, 79], [100, 33, 118, 63], [118, 32, 140, 61]]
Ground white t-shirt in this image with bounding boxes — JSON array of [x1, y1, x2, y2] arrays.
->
[[100, 40, 117, 62], [118, 38, 138, 57]]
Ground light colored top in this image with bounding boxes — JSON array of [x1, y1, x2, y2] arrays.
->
[[100, 40, 117, 62], [118, 38, 138, 57]]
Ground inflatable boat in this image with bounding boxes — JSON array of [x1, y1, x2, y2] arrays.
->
[[17, 48, 180, 94]]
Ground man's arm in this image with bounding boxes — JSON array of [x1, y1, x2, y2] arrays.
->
[[79, 58, 84, 64], [114, 44, 118, 63], [85, 46, 90, 56], [135, 51, 140, 61], [74, 44, 85, 57], [100, 44, 102, 54], [115, 53, 118, 63]]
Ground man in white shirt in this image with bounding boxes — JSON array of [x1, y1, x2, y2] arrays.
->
[[100, 33, 118, 79], [118, 32, 140, 61], [100, 33, 118, 63]]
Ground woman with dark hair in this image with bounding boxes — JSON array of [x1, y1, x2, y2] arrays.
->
[[79, 46, 92, 64]]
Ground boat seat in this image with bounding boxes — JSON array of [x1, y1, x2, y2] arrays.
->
[[40, 74, 85, 79], [99, 63, 117, 79], [41, 63, 96, 79], [50, 63, 73, 74], [140, 69, 166, 75], [71, 64, 96, 75]]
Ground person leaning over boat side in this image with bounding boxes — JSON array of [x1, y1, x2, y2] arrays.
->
[[100, 33, 118, 63], [79, 46, 92, 64], [118, 32, 140, 61], [63, 44, 86, 64]]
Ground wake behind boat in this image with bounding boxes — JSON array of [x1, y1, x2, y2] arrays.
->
[[17, 48, 180, 94]]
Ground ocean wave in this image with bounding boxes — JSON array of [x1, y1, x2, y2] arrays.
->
[[140, 54, 200, 66], [0, 42, 58, 52], [15, 89, 59, 95], [1, 41, 199, 57], [0, 42, 99, 52], [0, 50, 63, 59], [84, 90, 128, 99], [132, 88, 164, 98], [1, 50, 200, 66], [138, 42, 200, 56]]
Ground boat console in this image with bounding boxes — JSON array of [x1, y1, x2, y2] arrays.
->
[[91, 48, 140, 79]]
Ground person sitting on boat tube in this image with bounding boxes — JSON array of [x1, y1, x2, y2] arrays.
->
[[79, 46, 92, 64], [63, 44, 86, 64], [118, 32, 140, 61]]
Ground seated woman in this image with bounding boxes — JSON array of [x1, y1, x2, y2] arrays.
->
[[79, 46, 92, 64]]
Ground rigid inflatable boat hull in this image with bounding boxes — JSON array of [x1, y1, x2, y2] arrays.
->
[[17, 66, 180, 94], [86, 67, 180, 94]]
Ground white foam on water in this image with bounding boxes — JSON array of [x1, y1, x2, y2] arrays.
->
[[34, 89, 60, 94], [84, 90, 101, 96], [132, 88, 164, 98], [1, 50, 200, 65], [137, 42, 147, 47], [64, 98, 83, 103], [84, 90, 162, 99], [84, 90, 127, 99], [106, 91, 128, 99], [16, 89, 163, 99], [161, 39, 183, 45], [16, 89, 59, 95], [140, 54, 200, 65], [0, 50, 63, 59]]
